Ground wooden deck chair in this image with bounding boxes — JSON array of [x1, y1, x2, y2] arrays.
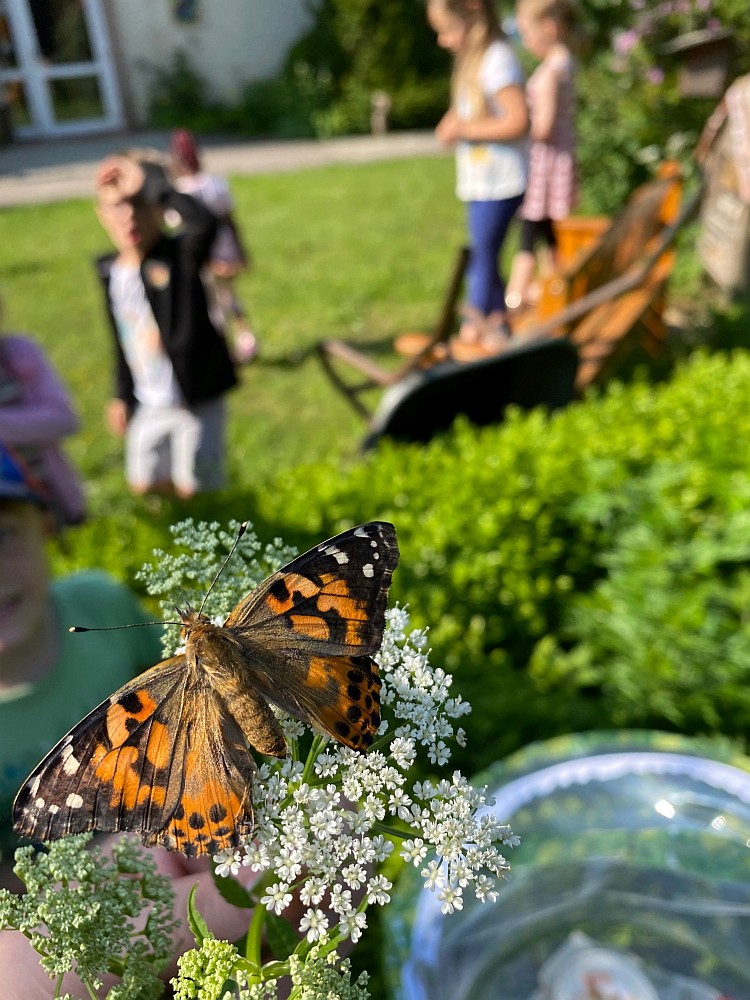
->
[[317, 164, 694, 444], [449, 163, 691, 392], [363, 337, 579, 447], [390, 162, 685, 367], [514, 161, 684, 333], [508, 181, 701, 393], [315, 246, 470, 419], [363, 180, 700, 445]]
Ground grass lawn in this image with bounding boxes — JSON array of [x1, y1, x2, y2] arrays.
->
[[1, 155, 468, 507]]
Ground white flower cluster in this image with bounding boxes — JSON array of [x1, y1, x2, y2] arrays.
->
[[214, 606, 515, 935], [0, 834, 176, 999], [140, 521, 517, 948], [136, 518, 297, 659]]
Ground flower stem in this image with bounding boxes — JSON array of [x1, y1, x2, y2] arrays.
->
[[372, 820, 410, 840], [244, 895, 266, 967], [301, 734, 328, 784]]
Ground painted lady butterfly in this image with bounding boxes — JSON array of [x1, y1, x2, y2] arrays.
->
[[13, 521, 399, 857]]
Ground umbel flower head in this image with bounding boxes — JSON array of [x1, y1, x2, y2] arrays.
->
[[233, 605, 514, 927], [0, 833, 176, 999], [141, 522, 516, 960]]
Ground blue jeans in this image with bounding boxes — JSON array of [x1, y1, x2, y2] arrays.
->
[[466, 194, 525, 315]]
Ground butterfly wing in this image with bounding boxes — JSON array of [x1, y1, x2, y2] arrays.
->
[[13, 655, 255, 856], [223, 521, 399, 750], [144, 685, 256, 857]]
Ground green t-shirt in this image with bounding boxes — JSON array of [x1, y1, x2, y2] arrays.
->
[[0, 571, 164, 861]]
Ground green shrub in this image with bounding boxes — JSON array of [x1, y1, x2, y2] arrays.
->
[[145, 2, 450, 139], [288, 0, 449, 136], [239, 63, 335, 138], [147, 50, 223, 132], [145, 3, 450, 139], [249, 351, 750, 774]]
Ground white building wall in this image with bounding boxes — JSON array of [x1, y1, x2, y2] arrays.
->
[[107, 0, 312, 125]]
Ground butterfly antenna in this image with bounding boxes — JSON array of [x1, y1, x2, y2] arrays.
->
[[71, 522, 249, 632], [198, 521, 249, 616], [69, 621, 181, 633]]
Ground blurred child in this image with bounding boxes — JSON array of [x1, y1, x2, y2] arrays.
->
[[0, 301, 86, 526], [505, 0, 582, 311], [0, 444, 162, 881], [170, 129, 258, 364], [94, 153, 237, 499], [0, 444, 265, 993], [428, 0, 529, 349]]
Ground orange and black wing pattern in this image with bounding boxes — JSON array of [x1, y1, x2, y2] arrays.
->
[[13, 521, 399, 854], [13, 656, 255, 856], [224, 522, 399, 750]]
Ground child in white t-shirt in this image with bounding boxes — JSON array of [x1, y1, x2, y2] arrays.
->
[[428, 0, 529, 349]]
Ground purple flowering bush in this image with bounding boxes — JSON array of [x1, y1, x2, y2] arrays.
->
[[575, 0, 748, 213]]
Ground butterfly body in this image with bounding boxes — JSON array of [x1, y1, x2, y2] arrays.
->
[[14, 521, 398, 857], [182, 611, 288, 758]]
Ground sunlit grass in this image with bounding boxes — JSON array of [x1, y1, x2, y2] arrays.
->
[[0, 153, 708, 515], [0, 155, 465, 503]]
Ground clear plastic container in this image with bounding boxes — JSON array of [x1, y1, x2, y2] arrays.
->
[[387, 731, 750, 1000]]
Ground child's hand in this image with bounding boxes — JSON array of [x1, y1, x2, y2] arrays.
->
[[435, 110, 462, 146], [96, 156, 145, 203], [106, 398, 129, 436]]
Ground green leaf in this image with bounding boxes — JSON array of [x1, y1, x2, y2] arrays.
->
[[186, 883, 211, 946], [264, 910, 300, 962], [211, 868, 255, 909]]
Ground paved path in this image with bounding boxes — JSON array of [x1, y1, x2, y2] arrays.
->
[[0, 130, 443, 207]]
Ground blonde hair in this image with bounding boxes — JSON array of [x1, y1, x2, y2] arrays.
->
[[515, 0, 585, 50], [429, 0, 504, 120]]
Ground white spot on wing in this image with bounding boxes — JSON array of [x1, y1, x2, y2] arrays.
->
[[323, 544, 349, 565], [363, 564, 375, 578], [62, 753, 80, 776], [66, 793, 84, 809], [34, 797, 45, 809], [48, 804, 59, 815]]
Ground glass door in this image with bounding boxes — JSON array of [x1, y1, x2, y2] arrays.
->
[[0, 0, 123, 138]]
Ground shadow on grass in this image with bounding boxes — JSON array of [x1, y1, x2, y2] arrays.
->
[[254, 335, 397, 369]]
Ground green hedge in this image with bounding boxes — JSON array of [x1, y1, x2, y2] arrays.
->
[[255, 350, 750, 772], [52, 351, 750, 778]]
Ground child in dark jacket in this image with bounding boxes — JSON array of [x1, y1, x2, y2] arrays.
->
[[94, 153, 237, 499]]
